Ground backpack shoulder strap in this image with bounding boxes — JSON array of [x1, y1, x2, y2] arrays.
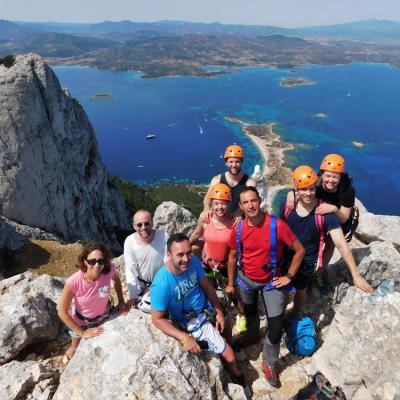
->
[[235, 219, 244, 270], [283, 202, 292, 221], [270, 215, 277, 269]]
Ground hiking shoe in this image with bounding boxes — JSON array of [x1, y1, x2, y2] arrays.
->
[[232, 375, 252, 398], [314, 274, 330, 294], [235, 314, 247, 333], [261, 362, 281, 388]]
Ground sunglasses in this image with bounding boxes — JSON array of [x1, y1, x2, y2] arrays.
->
[[135, 222, 151, 228], [86, 258, 106, 266]]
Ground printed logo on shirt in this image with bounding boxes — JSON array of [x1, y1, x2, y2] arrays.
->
[[98, 285, 110, 298], [174, 272, 198, 301]]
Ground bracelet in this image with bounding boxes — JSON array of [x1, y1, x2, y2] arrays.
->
[[286, 273, 294, 281], [181, 334, 192, 346]]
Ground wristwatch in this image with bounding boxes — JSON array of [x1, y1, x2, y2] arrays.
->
[[286, 273, 294, 281]]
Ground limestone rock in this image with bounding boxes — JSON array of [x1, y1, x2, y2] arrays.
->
[[355, 199, 400, 250], [0, 360, 58, 400], [154, 201, 197, 236], [0, 272, 64, 364], [333, 241, 400, 303], [308, 287, 400, 399], [53, 309, 242, 400], [0, 53, 129, 248]]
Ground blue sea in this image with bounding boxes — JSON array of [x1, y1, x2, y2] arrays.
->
[[54, 63, 400, 215]]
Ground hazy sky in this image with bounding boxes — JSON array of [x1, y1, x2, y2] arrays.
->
[[1, 0, 400, 27]]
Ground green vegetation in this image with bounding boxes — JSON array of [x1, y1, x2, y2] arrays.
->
[[0, 55, 15, 68], [115, 177, 205, 218]]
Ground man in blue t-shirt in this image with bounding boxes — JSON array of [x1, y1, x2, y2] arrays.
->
[[151, 233, 245, 384], [281, 166, 373, 316]]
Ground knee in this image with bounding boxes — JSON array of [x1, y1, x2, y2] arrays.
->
[[267, 315, 284, 344]]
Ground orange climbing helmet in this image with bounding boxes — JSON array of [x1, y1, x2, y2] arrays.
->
[[292, 165, 319, 190], [209, 183, 231, 201], [320, 154, 345, 173], [224, 144, 244, 159]]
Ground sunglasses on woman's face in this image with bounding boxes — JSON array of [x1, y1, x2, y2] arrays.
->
[[86, 258, 106, 266], [135, 221, 151, 228]]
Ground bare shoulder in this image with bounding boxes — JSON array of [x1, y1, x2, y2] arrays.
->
[[210, 174, 221, 186]]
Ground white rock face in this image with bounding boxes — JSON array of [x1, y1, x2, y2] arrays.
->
[[53, 310, 243, 400], [0, 272, 64, 364], [0, 360, 58, 400], [0, 54, 129, 247], [154, 201, 197, 236], [308, 287, 400, 399], [355, 199, 400, 250]]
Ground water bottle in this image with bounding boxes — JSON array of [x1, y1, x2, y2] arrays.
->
[[369, 281, 395, 303], [376, 281, 395, 297]]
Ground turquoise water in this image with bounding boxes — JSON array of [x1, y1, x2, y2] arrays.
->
[[54, 63, 400, 215]]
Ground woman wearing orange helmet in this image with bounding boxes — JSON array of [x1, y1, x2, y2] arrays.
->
[[190, 183, 247, 332]]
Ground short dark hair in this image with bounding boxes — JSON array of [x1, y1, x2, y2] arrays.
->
[[167, 233, 189, 252], [239, 185, 260, 202], [76, 241, 112, 274]]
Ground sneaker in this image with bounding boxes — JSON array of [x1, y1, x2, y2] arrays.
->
[[261, 362, 281, 388], [235, 314, 247, 333]]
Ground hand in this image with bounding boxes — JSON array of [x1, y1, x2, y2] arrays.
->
[[215, 309, 225, 333], [225, 285, 235, 296], [118, 302, 130, 315], [273, 276, 291, 288], [315, 203, 337, 215], [82, 326, 104, 339], [127, 298, 139, 309], [353, 275, 374, 294], [183, 336, 201, 353], [286, 191, 295, 210], [232, 216, 242, 226]]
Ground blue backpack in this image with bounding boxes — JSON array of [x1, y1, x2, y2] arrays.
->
[[286, 316, 317, 356]]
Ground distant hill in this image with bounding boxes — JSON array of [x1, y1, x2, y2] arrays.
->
[[12, 19, 400, 42], [0, 32, 116, 57], [0, 19, 34, 40], [294, 20, 400, 42]]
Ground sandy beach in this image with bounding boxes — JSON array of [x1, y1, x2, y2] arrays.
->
[[225, 117, 294, 208]]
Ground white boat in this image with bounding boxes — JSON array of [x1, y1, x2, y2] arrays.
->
[[199, 124, 203, 134], [146, 133, 156, 140]]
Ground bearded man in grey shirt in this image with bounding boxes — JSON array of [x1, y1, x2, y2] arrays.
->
[[124, 210, 169, 309]]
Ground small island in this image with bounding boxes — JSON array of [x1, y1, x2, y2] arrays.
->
[[90, 93, 112, 100], [280, 77, 315, 88]]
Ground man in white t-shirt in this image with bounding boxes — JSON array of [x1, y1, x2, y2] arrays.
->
[[124, 209, 169, 309]]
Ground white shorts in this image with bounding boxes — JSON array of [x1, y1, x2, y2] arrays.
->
[[191, 321, 226, 354]]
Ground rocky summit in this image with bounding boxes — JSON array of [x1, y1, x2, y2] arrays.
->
[[0, 54, 129, 249]]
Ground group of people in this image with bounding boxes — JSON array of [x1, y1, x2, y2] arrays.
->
[[58, 144, 373, 390]]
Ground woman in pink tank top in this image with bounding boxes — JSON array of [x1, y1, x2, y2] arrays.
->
[[58, 241, 127, 360]]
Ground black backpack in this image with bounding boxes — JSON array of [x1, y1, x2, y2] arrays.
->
[[291, 373, 347, 400]]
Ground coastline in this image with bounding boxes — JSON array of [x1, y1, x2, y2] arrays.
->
[[225, 117, 294, 208]]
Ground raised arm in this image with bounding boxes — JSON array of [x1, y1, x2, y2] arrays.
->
[[203, 175, 220, 213], [330, 228, 373, 293]]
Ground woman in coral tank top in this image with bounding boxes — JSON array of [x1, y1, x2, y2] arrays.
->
[[190, 183, 247, 332]]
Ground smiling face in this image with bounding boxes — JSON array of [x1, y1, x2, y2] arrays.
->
[[239, 189, 261, 218], [211, 199, 229, 217], [133, 210, 153, 239], [321, 171, 341, 192], [225, 157, 242, 176], [84, 249, 106, 280], [167, 239, 192, 275], [297, 184, 317, 204]]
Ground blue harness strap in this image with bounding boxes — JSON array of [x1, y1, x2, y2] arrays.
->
[[235, 215, 293, 293]]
